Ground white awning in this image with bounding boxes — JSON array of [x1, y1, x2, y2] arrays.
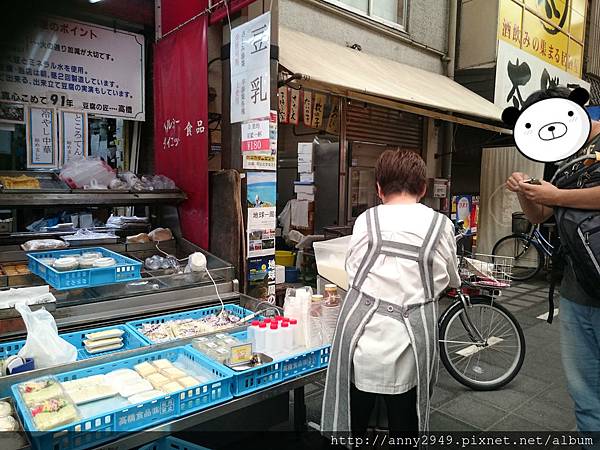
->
[[279, 27, 507, 133]]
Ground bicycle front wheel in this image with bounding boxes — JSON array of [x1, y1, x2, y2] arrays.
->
[[492, 234, 542, 281], [439, 297, 525, 391]]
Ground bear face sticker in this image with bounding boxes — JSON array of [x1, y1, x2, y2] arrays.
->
[[502, 87, 591, 163]]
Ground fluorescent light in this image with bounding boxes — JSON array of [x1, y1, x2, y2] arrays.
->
[[89, 0, 104, 3]]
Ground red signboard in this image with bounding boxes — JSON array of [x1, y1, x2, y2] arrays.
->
[[159, 0, 208, 36], [154, 18, 209, 248]]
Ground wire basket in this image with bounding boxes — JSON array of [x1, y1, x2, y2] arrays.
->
[[459, 253, 513, 289]]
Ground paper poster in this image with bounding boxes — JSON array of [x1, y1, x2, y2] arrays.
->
[[247, 171, 276, 258], [27, 106, 57, 168], [278, 85, 289, 124], [312, 93, 325, 129], [326, 99, 340, 135], [302, 90, 312, 126], [230, 12, 271, 123], [242, 111, 277, 170], [0, 16, 145, 120], [289, 88, 300, 125], [59, 110, 88, 164], [451, 195, 480, 235], [247, 256, 276, 304]]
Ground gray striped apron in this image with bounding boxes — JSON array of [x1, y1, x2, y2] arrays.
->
[[321, 206, 445, 435]]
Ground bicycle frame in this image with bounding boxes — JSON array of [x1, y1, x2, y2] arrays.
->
[[523, 225, 554, 257]]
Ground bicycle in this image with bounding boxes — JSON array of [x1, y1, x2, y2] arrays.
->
[[438, 224, 526, 390], [491, 223, 554, 281]]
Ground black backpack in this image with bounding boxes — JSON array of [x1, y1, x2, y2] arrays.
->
[[547, 150, 600, 323]]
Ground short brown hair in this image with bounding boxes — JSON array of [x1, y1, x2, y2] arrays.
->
[[375, 149, 426, 197]]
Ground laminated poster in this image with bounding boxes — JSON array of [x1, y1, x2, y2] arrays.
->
[[242, 111, 277, 170], [247, 171, 276, 258], [247, 256, 276, 304]]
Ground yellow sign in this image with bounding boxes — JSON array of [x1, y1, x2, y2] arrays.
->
[[229, 343, 254, 364], [497, 0, 587, 77]]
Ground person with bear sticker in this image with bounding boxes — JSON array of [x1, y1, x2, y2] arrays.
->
[[504, 86, 600, 440]]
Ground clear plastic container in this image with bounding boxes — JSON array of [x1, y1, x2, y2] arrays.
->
[[313, 236, 351, 290], [254, 322, 267, 354]]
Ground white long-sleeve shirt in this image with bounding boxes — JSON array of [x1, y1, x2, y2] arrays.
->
[[348, 203, 461, 394]]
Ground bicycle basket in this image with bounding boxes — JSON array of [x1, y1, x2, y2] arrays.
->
[[459, 253, 514, 289], [512, 212, 532, 234]]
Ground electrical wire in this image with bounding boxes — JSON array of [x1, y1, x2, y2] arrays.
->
[[154, 242, 225, 317], [224, 0, 233, 35]]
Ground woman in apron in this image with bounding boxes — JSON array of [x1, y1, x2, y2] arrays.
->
[[322, 149, 461, 441]]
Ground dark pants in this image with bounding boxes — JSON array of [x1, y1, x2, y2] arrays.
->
[[350, 383, 418, 438]]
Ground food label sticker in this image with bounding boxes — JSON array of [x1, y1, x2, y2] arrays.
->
[[230, 343, 253, 364]]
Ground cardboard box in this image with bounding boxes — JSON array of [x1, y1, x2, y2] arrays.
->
[[297, 192, 315, 201], [297, 143, 313, 154], [297, 153, 313, 164], [294, 183, 316, 194]]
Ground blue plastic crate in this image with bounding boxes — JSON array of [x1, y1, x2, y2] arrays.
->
[[126, 304, 257, 345], [140, 436, 211, 450], [189, 331, 331, 397], [27, 247, 141, 290], [12, 346, 233, 450], [0, 324, 147, 382]]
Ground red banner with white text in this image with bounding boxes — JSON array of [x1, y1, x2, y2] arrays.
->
[[154, 18, 209, 248]]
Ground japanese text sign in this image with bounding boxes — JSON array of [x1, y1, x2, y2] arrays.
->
[[242, 111, 277, 170], [230, 12, 271, 123], [302, 90, 312, 127], [289, 88, 300, 125], [59, 110, 88, 164], [278, 85, 289, 124], [497, 0, 586, 76], [27, 106, 57, 168], [0, 16, 145, 120]]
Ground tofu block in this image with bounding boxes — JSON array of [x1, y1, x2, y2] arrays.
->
[[134, 362, 157, 377], [128, 390, 165, 404], [146, 373, 170, 389], [178, 376, 200, 389], [85, 329, 124, 341], [160, 367, 187, 380], [83, 337, 122, 349], [162, 381, 183, 394], [84, 343, 123, 354], [151, 359, 173, 370], [118, 379, 153, 398]]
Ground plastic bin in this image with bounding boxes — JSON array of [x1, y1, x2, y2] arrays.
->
[[12, 346, 233, 450], [191, 331, 330, 397], [27, 247, 141, 290], [313, 236, 351, 290], [140, 436, 211, 450], [0, 324, 147, 377], [275, 250, 296, 267], [126, 304, 256, 345]]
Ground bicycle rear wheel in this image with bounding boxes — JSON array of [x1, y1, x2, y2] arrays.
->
[[438, 296, 525, 391], [492, 234, 542, 281]]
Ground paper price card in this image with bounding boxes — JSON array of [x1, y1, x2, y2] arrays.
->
[[230, 343, 254, 364]]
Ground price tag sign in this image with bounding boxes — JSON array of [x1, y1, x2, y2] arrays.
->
[[230, 343, 254, 365]]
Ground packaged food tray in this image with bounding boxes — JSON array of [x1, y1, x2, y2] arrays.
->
[[126, 304, 257, 345], [192, 331, 331, 397], [0, 324, 148, 379], [27, 247, 141, 290], [139, 436, 211, 450], [12, 346, 233, 450]]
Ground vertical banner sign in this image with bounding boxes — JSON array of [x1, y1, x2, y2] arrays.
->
[[242, 111, 277, 170], [59, 110, 88, 164], [326, 99, 340, 135], [278, 86, 289, 124], [302, 90, 312, 127], [289, 88, 300, 125], [230, 12, 271, 123], [246, 171, 277, 258], [27, 107, 57, 169], [154, 18, 209, 248], [312, 93, 325, 129]]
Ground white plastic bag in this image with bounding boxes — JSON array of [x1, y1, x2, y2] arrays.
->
[[283, 287, 312, 348], [16, 304, 77, 368]]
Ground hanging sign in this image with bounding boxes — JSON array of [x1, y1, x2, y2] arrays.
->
[[0, 16, 145, 120], [278, 86, 289, 124], [302, 90, 312, 127], [312, 93, 325, 129], [289, 88, 300, 125], [230, 12, 271, 123], [326, 99, 340, 135], [59, 110, 88, 164], [243, 111, 277, 170], [27, 106, 57, 168]]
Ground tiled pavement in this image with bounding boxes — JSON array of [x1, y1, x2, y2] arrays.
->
[[297, 279, 576, 433]]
